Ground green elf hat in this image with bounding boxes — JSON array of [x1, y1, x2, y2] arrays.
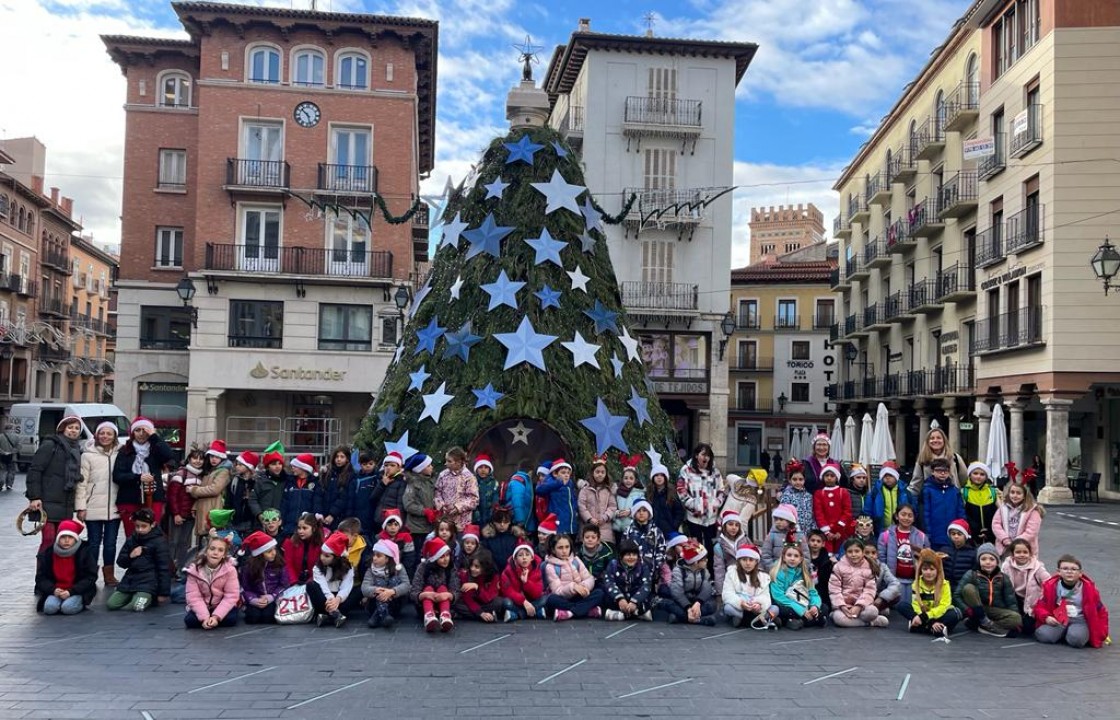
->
[[259, 508, 280, 522], [263, 440, 286, 456], [209, 508, 235, 529]]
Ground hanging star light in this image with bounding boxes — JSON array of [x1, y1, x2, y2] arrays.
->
[[523, 227, 567, 267], [627, 386, 652, 426], [408, 365, 431, 391], [534, 285, 562, 310], [508, 421, 533, 445], [531, 168, 586, 215], [419, 382, 454, 423], [618, 326, 641, 361], [376, 407, 398, 432], [483, 177, 510, 200], [579, 398, 630, 455], [583, 300, 619, 335], [439, 211, 469, 250], [384, 431, 418, 460], [480, 269, 526, 311], [493, 316, 558, 371], [442, 320, 483, 362], [561, 331, 601, 369], [472, 383, 505, 410], [413, 317, 446, 356], [463, 213, 517, 260], [567, 265, 590, 293], [503, 134, 545, 165]]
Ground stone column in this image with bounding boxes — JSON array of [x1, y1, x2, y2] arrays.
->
[[891, 401, 907, 465], [1007, 398, 1027, 473], [948, 410, 962, 456], [975, 399, 992, 463], [916, 400, 931, 444], [1038, 397, 1075, 504]]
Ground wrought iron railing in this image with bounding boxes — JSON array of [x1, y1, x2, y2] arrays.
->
[[624, 96, 702, 127], [204, 243, 393, 279], [317, 163, 378, 193], [620, 281, 699, 311], [225, 158, 290, 189], [972, 307, 1044, 354]]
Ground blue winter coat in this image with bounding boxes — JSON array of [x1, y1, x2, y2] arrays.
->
[[506, 473, 535, 531], [347, 472, 378, 537], [648, 484, 685, 537], [535, 475, 578, 535], [943, 543, 977, 589], [864, 480, 913, 535], [280, 477, 324, 536], [321, 466, 351, 528], [921, 479, 964, 548]]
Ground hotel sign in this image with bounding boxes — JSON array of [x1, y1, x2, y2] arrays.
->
[[249, 362, 347, 382]]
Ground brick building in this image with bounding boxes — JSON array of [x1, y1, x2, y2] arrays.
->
[[103, 1, 436, 457], [68, 236, 116, 404], [748, 203, 826, 266]]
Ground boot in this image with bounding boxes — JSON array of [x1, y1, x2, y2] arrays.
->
[[102, 566, 118, 586]]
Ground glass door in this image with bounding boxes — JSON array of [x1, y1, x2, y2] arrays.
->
[[242, 123, 283, 186], [328, 213, 370, 276], [240, 208, 280, 272], [330, 127, 372, 192]]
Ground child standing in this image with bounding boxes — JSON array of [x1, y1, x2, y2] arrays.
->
[[962, 462, 999, 545], [624, 499, 666, 573], [536, 459, 579, 536], [578, 458, 617, 545], [603, 538, 654, 621], [877, 504, 929, 606], [667, 540, 717, 626], [779, 460, 815, 533], [813, 462, 852, 553], [472, 454, 500, 528], [922, 457, 965, 549], [846, 464, 870, 519], [482, 508, 521, 568], [239, 531, 292, 624], [721, 544, 777, 629], [371, 452, 407, 530], [543, 533, 605, 621], [1001, 538, 1050, 637], [865, 463, 912, 536], [711, 509, 747, 595], [165, 449, 203, 576], [35, 519, 98, 615], [282, 512, 324, 585], [320, 446, 353, 530], [862, 542, 902, 614], [769, 544, 826, 630], [612, 466, 645, 538], [250, 450, 290, 529], [1034, 554, 1111, 649], [456, 553, 504, 622], [109, 508, 171, 612], [898, 549, 963, 635], [207, 508, 242, 552], [576, 524, 614, 580], [954, 542, 1022, 638], [722, 468, 766, 521], [829, 538, 889, 628], [280, 455, 324, 537], [943, 519, 977, 590], [401, 453, 438, 538], [435, 446, 479, 532], [992, 479, 1044, 557], [309, 532, 358, 628], [347, 451, 381, 538], [411, 537, 460, 632], [648, 464, 685, 538], [761, 504, 810, 570], [806, 530, 833, 615], [361, 539, 411, 628], [503, 469, 534, 532], [184, 537, 240, 629], [501, 543, 547, 621]]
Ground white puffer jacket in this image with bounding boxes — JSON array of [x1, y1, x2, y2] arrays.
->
[[721, 566, 772, 609], [76, 444, 119, 521]]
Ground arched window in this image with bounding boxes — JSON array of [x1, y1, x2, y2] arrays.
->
[[247, 45, 281, 84], [908, 119, 918, 154], [885, 148, 893, 177], [159, 71, 192, 107], [292, 48, 325, 87], [965, 54, 979, 105], [336, 51, 369, 90], [935, 90, 946, 136]]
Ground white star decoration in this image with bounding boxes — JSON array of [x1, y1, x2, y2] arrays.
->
[[567, 265, 590, 293], [645, 444, 664, 468], [618, 327, 641, 361], [419, 382, 454, 423], [484, 177, 509, 200], [561, 331, 601, 369], [385, 431, 418, 460], [450, 275, 464, 300], [508, 421, 533, 445], [440, 211, 469, 250], [531, 169, 586, 215]]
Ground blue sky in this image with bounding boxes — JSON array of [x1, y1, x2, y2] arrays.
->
[[2, 0, 971, 265]]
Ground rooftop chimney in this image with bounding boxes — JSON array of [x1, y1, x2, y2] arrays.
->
[[61, 197, 73, 217], [578, 18, 591, 33], [50, 187, 59, 204]]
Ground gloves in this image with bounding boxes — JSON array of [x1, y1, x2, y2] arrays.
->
[[423, 508, 439, 524]]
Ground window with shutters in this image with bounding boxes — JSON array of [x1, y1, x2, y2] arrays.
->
[[641, 239, 673, 284], [643, 148, 676, 190], [648, 67, 677, 100]]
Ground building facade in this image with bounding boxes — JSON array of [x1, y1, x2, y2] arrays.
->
[[748, 203, 826, 266], [545, 19, 756, 466], [832, 0, 1120, 500], [104, 1, 436, 458], [728, 243, 838, 471], [68, 236, 116, 403]]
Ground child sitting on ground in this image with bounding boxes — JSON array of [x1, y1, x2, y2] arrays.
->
[[576, 523, 614, 580], [482, 507, 522, 569], [862, 542, 902, 615], [543, 533, 605, 621], [361, 538, 411, 629], [667, 540, 717, 626], [1034, 554, 1111, 649], [1001, 538, 1050, 637], [110, 508, 171, 612], [411, 537, 459, 633], [898, 548, 962, 635], [769, 544, 826, 630], [943, 519, 977, 591], [310, 532, 358, 629], [829, 538, 889, 628], [761, 504, 810, 570], [35, 519, 98, 615], [603, 538, 654, 622], [806, 530, 833, 615], [239, 531, 291, 624], [456, 553, 504, 623], [954, 542, 1022, 638], [282, 512, 324, 586], [501, 542, 546, 621], [337, 517, 369, 583], [656, 532, 689, 606], [184, 537, 240, 629], [721, 543, 777, 629]]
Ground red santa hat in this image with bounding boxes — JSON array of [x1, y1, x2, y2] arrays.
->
[[56, 518, 85, 544], [947, 518, 971, 539], [235, 450, 260, 471], [242, 531, 277, 558], [550, 458, 572, 473], [720, 508, 742, 526], [321, 531, 349, 557], [206, 439, 228, 459], [461, 524, 481, 543], [820, 461, 843, 481], [380, 508, 403, 529], [422, 537, 450, 561], [263, 451, 284, 466], [290, 453, 316, 475], [383, 451, 404, 467], [473, 454, 493, 473], [512, 542, 536, 559], [130, 416, 155, 434], [537, 513, 559, 536], [735, 543, 761, 561], [372, 538, 400, 565], [680, 540, 708, 564]]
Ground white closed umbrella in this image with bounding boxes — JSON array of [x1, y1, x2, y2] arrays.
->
[[986, 403, 1010, 482], [843, 415, 858, 462], [870, 402, 897, 465], [789, 428, 801, 461], [830, 418, 844, 461], [858, 413, 874, 467], [796, 428, 807, 460]]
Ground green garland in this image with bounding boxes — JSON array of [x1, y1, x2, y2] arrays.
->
[[286, 191, 423, 227]]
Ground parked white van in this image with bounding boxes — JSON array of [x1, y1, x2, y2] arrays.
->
[[3, 403, 129, 470]]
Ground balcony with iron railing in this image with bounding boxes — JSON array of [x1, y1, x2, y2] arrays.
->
[[559, 105, 584, 140], [975, 225, 1004, 269], [737, 312, 761, 331], [316, 163, 378, 194], [620, 281, 699, 312], [732, 397, 774, 414], [1009, 104, 1043, 158], [624, 188, 707, 225], [884, 291, 908, 321], [225, 158, 291, 190], [908, 278, 940, 314], [813, 313, 835, 330], [70, 313, 109, 335], [908, 197, 944, 238], [866, 172, 891, 206], [18, 278, 36, 298], [891, 145, 917, 183], [935, 262, 976, 303], [834, 214, 851, 239], [914, 116, 946, 160], [731, 355, 774, 372], [829, 324, 842, 342], [204, 243, 393, 280], [978, 132, 1006, 181], [829, 267, 848, 290], [928, 365, 975, 395], [1005, 204, 1044, 255], [944, 81, 980, 132], [972, 307, 1045, 355], [623, 96, 702, 130], [41, 248, 71, 274], [38, 296, 71, 318], [846, 313, 868, 337], [848, 193, 869, 224], [938, 170, 978, 219], [864, 302, 889, 330], [887, 218, 914, 254], [34, 345, 72, 363], [864, 237, 890, 269], [774, 315, 801, 332], [845, 255, 866, 281]]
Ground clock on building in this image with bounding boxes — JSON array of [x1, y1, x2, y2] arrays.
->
[[294, 101, 321, 128]]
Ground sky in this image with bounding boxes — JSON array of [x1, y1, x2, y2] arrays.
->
[[0, 0, 971, 266]]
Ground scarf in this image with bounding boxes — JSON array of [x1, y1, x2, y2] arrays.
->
[[59, 434, 82, 492], [132, 440, 151, 476]]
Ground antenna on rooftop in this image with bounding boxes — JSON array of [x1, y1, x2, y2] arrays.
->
[[643, 12, 656, 37]]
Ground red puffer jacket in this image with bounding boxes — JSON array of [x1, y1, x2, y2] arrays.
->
[[458, 569, 501, 614], [500, 555, 545, 604], [1034, 573, 1110, 648]]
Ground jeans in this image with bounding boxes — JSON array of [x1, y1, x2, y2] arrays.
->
[[544, 587, 606, 617], [185, 607, 239, 629], [0, 454, 15, 489], [243, 602, 278, 624], [167, 517, 195, 572], [86, 519, 121, 567], [663, 597, 717, 622], [42, 595, 85, 615], [506, 596, 548, 620]]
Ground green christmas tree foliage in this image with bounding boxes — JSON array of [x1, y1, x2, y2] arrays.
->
[[354, 125, 681, 480]]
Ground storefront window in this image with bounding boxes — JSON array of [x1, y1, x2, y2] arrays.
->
[[736, 424, 762, 467], [319, 304, 372, 351], [229, 300, 283, 349], [639, 332, 708, 380], [640, 334, 671, 377]]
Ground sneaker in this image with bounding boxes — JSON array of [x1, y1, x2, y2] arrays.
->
[[786, 618, 804, 631], [440, 612, 454, 632], [553, 609, 573, 622], [871, 615, 890, 628], [698, 616, 717, 627], [977, 623, 1008, 638], [424, 612, 438, 633], [604, 609, 625, 622], [334, 613, 347, 629], [504, 610, 520, 623], [666, 614, 678, 624], [381, 614, 396, 629], [367, 614, 382, 629], [639, 611, 653, 622], [132, 596, 150, 612], [315, 613, 328, 628], [587, 607, 602, 619]]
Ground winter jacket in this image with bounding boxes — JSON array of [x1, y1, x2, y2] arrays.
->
[[225, 471, 256, 534], [911, 578, 954, 621], [481, 527, 519, 569], [543, 554, 596, 599], [371, 471, 407, 528], [504, 473, 534, 530], [578, 484, 618, 544], [722, 475, 762, 520], [1034, 574, 1111, 648], [876, 526, 930, 576], [112, 435, 174, 506], [922, 479, 965, 547], [992, 503, 1043, 557], [874, 563, 902, 603], [409, 560, 460, 603], [501, 555, 546, 605], [401, 471, 437, 536], [962, 482, 999, 544], [603, 558, 653, 605], [1001, 556, 1051, 616], [26, 435, 80, 523], [34, 544, 98, 611], [379, 528, 417, 575], [721, 567, 772, 610], [312, 564, 355, 601], [909, 453, 967, 496], [847, 486, 869, 522], [612, 487, 644, 536], [282, 538, 320, 585], [189, 461, 233, 534], [623, 519, 666, 570], [348, 471, 379, 536], [809, 550, 833, 605], [955, 568, 1018, 612], [239, 561, 292, 605], [535, 476, 579, 535], [346, 535, 371, 581], [828, 556, 877, 610], [760, 528, 809, 571], [474, 474, 502, 527], [76, 444, 119, 521], [184, 559, 240, 621], [116, 526, 172, 597], [813, 485, 853, 551], [458, 570, 502, 615], [864, 480, 913, 535], [166, 467, 197, 520], [576, 543, 614, 580], [320, 464, 351, 526], [803, 455, 848, 494], [943, 543, 977, 588], [360, 563, 411, 600], [279, 476, 324, 536], [648, 484, 685, 537], [669, 561, 713, 608], [779, 486, 815, 532], [249, 469, 289, 520], [675, 464, 727, 527], [434, 467, 479, 530], [711, 531, 747, 593], [770, 564, 821, 616]]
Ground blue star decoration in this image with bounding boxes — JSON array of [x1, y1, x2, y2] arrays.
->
[[551, 140, 568, 158], [413, 317, 446, 356], [580, 398, 630, 455], [580, 196, 604, 234], [376, 407, 398, 432], [504, 134, 545, 165], [494, 316, 559, 371], [419, 382, 454, 424], [481, 269, 526, 311], [583, 300, 620, 335], [627, 385, 652, 426], [408, 364, 431, 391], [463, 212, 516, 260], [472, 383, 505, 410], [385, 431, 418, 460], [443, 320, 483, 362], [483, 177, 509, 200], [535, 285, 562, 310], [421, 176, 454, 257], [523, 227, 567, 267], [531, 169, 586, 215], [610, 353, 624, 378], [408, 279, 432, 320]]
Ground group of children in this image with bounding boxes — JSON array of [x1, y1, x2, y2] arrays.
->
[[32, 442, 1109, 649]]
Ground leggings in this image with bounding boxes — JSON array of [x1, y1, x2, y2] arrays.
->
[[243, 602, 278, 624], [1035, 620, 1090, 648], [831, 605, 881, 627], [420, 584, 452, 616], [185, 607, 239, 628]]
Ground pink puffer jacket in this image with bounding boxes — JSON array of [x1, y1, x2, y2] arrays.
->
[[184, 559, 240, 621], [828, 555, 877, 609]]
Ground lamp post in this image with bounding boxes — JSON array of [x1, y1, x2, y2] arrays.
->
[[175, 276, 199, 328], [393, 284, 411, 331], [718, 311, 736, 361], [778, 392, 787, 413], [1090, 236, 1120, 295]]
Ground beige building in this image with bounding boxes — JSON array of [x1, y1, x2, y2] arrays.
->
[[748, 204, 825, 266], [832, 0, 1120, 500], [68, 236, 116, 403]]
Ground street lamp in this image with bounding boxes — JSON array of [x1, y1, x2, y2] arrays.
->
[[175, 276, 199, 328], [1090, 236, 1120, 295], [393, 284, 411, 326], [718, 311, 736, 361], [778, 392, 787, 412]]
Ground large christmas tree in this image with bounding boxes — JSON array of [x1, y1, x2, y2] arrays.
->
[[354, 122, 681, 481]]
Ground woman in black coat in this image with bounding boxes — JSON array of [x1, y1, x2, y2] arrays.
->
[[113, 417, 174, 536], [25, 416, 84, 552]]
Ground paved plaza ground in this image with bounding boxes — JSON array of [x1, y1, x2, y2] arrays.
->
[[1, 477, 1118, 720]]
